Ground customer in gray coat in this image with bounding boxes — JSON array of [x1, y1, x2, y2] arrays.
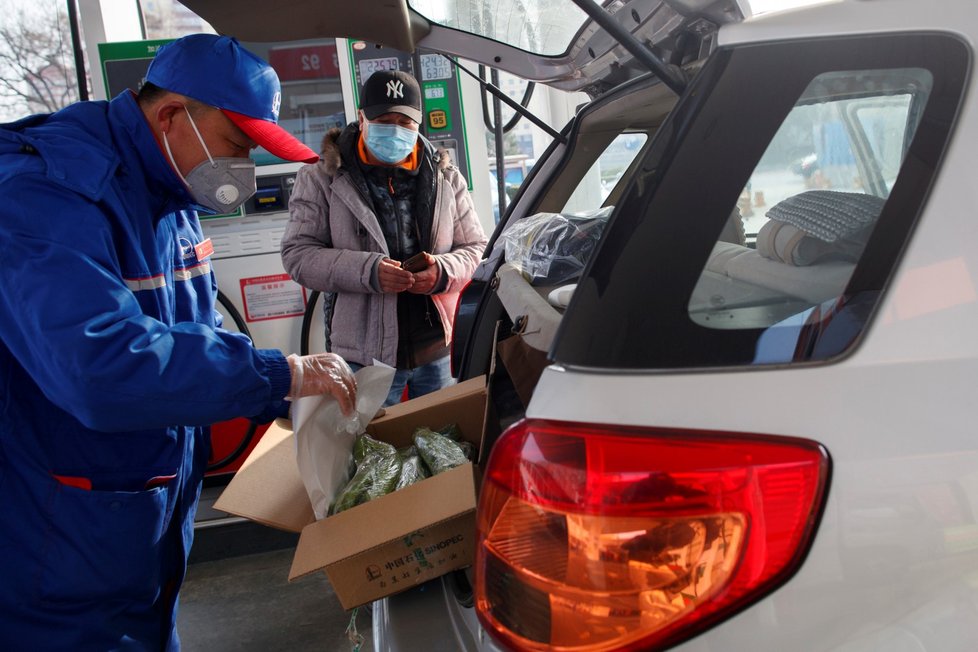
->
[[281, 70, 487, 405]]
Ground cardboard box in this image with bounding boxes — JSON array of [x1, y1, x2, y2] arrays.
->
[[214, 376, 488, 609]]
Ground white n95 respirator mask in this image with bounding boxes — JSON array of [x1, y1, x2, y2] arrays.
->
[[163, 106, 256, 214]]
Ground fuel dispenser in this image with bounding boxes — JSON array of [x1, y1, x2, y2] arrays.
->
[[96, 37, 483, 475]]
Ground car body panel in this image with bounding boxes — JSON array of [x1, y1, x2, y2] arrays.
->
[[721, 0, 975, 47], [178, 0, 745, 94], [372, 582, 493, 652], [178, 0, 430, 52], [525, 364, 978, 652]]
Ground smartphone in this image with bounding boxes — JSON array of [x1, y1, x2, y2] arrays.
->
[[401, 252, 430, 273]]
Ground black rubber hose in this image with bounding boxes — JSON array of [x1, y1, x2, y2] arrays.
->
[[206, 289, 258, 472], [300, 290, 320, 356]]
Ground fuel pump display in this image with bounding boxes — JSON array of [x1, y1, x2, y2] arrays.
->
[[349, 41, 473, 186]]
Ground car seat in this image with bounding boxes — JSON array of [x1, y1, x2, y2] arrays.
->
[[699, 190, 885, 305]]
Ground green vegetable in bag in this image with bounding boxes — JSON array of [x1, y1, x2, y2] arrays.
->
[[457, 440, 476, 461], [330, 450, 402, 514], [435, 424, 463, 441], [395, 454, 429, 490], [331, 425, 475, 514], [353, 433, 396, 465], [413, 427, 469, 476]]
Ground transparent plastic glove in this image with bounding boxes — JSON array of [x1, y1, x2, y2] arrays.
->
[[287, 353, 357, 416]]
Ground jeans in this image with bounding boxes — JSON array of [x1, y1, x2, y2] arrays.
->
[[350, 356, 454, 407]]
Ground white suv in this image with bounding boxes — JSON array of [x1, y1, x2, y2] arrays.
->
[[187, 0, 978, 649], [384, 1, 978, 651]]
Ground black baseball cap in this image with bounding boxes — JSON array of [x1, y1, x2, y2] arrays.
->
[[360, 70, 422, 124]]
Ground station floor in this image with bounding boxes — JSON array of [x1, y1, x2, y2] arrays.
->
[[177, 485, 374, 651]]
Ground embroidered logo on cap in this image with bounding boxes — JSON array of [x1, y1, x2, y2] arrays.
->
[[271, 92, 281, 119], [386, 80, 404, 99]]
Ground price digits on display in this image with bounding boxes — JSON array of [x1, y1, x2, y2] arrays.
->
[[420, 53, 453, 81], [358, 57, 400, 81]]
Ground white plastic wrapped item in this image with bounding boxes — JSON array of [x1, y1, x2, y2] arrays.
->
[[547, 283, 577, 309], [499, 206, 612, 286], [292, 364, 396, 520]]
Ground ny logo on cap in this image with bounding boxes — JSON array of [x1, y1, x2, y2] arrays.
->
[[386, 80, 404, 100]]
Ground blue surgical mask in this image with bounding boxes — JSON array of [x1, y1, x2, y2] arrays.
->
[[364, 121, 419, 164]]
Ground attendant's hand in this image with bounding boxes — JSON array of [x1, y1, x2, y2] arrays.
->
[[286, 353, 357, 416]]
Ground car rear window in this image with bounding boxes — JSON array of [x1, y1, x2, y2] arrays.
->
[[552, 33, 968, 369], [688, 68, 932, 336], [562, 133, 648, 215]]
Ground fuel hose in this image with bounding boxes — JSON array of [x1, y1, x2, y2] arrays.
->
[[206, 289, 258, 472]]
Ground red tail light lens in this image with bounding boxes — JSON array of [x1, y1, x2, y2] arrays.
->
[[475, 419, 829, 651]]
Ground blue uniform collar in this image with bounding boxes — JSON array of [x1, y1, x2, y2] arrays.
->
[[108, 91, 198, 218]]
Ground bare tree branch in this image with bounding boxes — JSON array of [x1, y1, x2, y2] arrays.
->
[[0, 6, 85, 120]]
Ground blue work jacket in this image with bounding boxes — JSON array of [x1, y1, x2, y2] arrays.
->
[[0, 92, 292, 650]]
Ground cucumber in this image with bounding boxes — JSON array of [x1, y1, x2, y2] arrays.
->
[[413, 427, 469, 476], [330, 450, 403, 514], [395, 454, 429, 490], [353, 433, 396, 465]]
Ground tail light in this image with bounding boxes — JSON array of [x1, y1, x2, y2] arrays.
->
[[475, 419, 829, 651]]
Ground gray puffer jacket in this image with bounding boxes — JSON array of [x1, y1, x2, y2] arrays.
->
[[281, 126, 488, 367]]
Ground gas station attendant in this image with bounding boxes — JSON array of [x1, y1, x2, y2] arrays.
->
[[0, 34, 356, 650]]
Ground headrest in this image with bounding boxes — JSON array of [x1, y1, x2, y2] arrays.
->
[[756, 190, 884, 266]]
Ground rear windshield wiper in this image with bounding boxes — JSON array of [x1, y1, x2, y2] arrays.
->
[[447, 57, 567, 144]]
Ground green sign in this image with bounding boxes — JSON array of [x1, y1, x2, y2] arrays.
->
[[422, 80, 452, 132], [97, 39, 174, 98]]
